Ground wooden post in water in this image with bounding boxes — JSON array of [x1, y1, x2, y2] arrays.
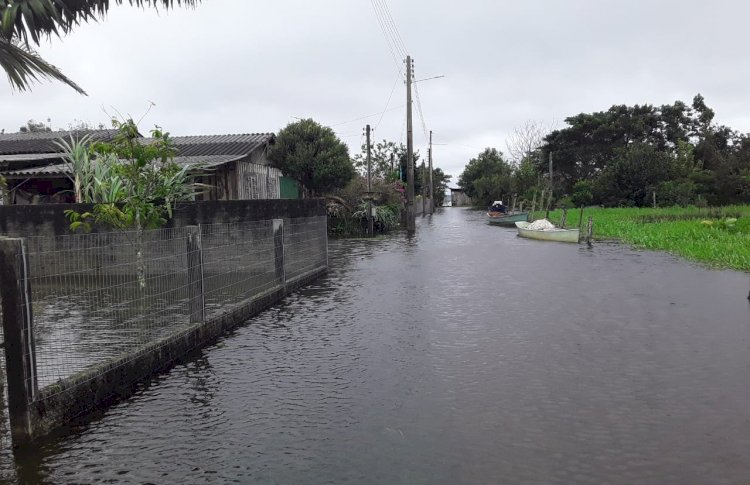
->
[[578, 206, 585, 231], [537, 190, 545, 220], [186, 226, 205, 324], [0, 237, 38, 444], [586, 216, 594, 247], [545, 190, 553, 220]]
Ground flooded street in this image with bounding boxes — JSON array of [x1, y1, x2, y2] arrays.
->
[[2, 207, 750, 484]]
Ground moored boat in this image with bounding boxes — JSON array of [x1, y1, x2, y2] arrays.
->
[[486, 211, 529, 226], [515, 220, 580, 243]]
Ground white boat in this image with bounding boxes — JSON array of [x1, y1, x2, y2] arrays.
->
[[515, 221, 580, 243]]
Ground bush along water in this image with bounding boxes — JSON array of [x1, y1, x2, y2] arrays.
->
[[327, 176, 404, 237]]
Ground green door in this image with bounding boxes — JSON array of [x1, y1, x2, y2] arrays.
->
[[280, 176, 300, 199]]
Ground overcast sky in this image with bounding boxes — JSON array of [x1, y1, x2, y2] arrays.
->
[[2, 0, 749, 186]]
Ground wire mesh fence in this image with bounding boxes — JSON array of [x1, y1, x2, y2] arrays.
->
[[8, 215, 327, 399]]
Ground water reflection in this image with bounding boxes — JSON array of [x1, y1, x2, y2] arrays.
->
[[2, 208, 750, 484]]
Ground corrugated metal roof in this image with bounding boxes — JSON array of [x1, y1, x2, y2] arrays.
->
[[2, 155, 244, 177], [0, 153, 62, 163], [2, 163, 69, 177], [0, 130, 119, 155], [140, 133, 275, 157]]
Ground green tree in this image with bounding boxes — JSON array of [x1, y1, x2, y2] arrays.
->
[[63, 118, 200, 287], [592, 143, 678, 207], [430, 167, 451, 206], [353, 139, 403, 181], [268, 118, 355, 196], [1, 0, 199, 94], [458, 148, 512, 206]]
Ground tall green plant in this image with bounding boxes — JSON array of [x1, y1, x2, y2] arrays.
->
[[63, 118, 203, 287]]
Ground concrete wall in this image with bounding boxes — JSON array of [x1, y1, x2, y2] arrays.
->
[[0, 199, 326, 237], [0, 200, 328, 445], [450, 190, 473, 207]]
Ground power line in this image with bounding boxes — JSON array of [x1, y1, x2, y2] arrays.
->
[[374, 0, 408, 57], [327, 104, 405, 128], [374, 75, 401, 130], [369, 0, 405, 74]]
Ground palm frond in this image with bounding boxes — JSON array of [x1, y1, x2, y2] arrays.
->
[[0, 36, 86, 94], [1, 1, 201, 45]]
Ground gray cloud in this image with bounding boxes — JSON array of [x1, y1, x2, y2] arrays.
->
[[2, 0, 749, 186]]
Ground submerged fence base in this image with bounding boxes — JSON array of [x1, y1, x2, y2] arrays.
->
[[0, 213, 328, 445], [23, 267, 325, 444]]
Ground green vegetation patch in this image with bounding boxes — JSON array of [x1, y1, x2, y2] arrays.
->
[[533, 205, 750, 272]]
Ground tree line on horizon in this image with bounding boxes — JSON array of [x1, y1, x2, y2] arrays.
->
[[458, 94, 750, 208]]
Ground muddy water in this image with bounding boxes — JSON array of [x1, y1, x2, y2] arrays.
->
[[2, 207, 750, 484]]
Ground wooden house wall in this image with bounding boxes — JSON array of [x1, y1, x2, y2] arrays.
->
[[236, 161, 281, 200]]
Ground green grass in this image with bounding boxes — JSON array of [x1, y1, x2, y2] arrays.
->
[[530, 205, 750, 272]]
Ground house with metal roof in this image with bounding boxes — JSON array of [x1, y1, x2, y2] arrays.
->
[[0, 130, 285, 204]]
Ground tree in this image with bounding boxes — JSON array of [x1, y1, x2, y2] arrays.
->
[[1, 0, 199, 94], [19, 118, 51, 132], [458, 148, 513, 206], [505, 120, 549, 165], [353, 139, 402, 180], [268, 118, 355, 196], [592, 143, 678, 207], [63, 118, 201, 287], [430, 167, 451, 206]]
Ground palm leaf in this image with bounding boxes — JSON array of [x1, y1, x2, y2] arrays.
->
[[0, 37, 86, 94], [1, 1, 201, 44], [1, 0, 200, 93]]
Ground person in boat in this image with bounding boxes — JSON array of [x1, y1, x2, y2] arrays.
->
[[488, 200, 507, 214]]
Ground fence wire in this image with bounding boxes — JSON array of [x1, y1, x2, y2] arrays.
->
[[13, 216, 327, 398]]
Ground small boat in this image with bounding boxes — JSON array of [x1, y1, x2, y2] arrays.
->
[[486, 211, 529, 226], [515, 221, 580, 243]]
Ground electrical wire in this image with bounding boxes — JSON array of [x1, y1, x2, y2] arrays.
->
[[369, 0, 405, 74], [374, 75, 401, 130], [328, 104, 405, 128], [374, 0, 408, 56]]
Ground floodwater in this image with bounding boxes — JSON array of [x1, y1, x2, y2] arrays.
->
[[2, 207, 750, 484]]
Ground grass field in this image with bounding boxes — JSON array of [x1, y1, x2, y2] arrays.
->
[[529, 205, 750, 272]]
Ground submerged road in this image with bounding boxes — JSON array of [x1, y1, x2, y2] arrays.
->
[[2, 207, 750, 483]]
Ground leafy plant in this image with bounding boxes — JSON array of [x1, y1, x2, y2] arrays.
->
[[62, 118, 204, 287]]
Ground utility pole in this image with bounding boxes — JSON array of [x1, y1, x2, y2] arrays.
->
[[428, 130, 434, 214], [405, 55, 415, 233], [390, 152, 395, 175], [366, 124, 373, 237], [421, 160, 426, 216]]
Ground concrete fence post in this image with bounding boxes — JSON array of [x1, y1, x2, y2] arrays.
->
[[273, 219, 285, 287], [186, 226, 205, 324], [0, 237, 38, 444]]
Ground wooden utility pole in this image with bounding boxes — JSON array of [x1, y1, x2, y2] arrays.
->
[[390, 152, 395, 175], [428, 130, 434, 214], [366, 124, 373, 236], [406, 55, 415, 233]]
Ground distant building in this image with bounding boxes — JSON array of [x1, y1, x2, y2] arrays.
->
[[0, 130, 288, 204], [450, 188, 472, 207]]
